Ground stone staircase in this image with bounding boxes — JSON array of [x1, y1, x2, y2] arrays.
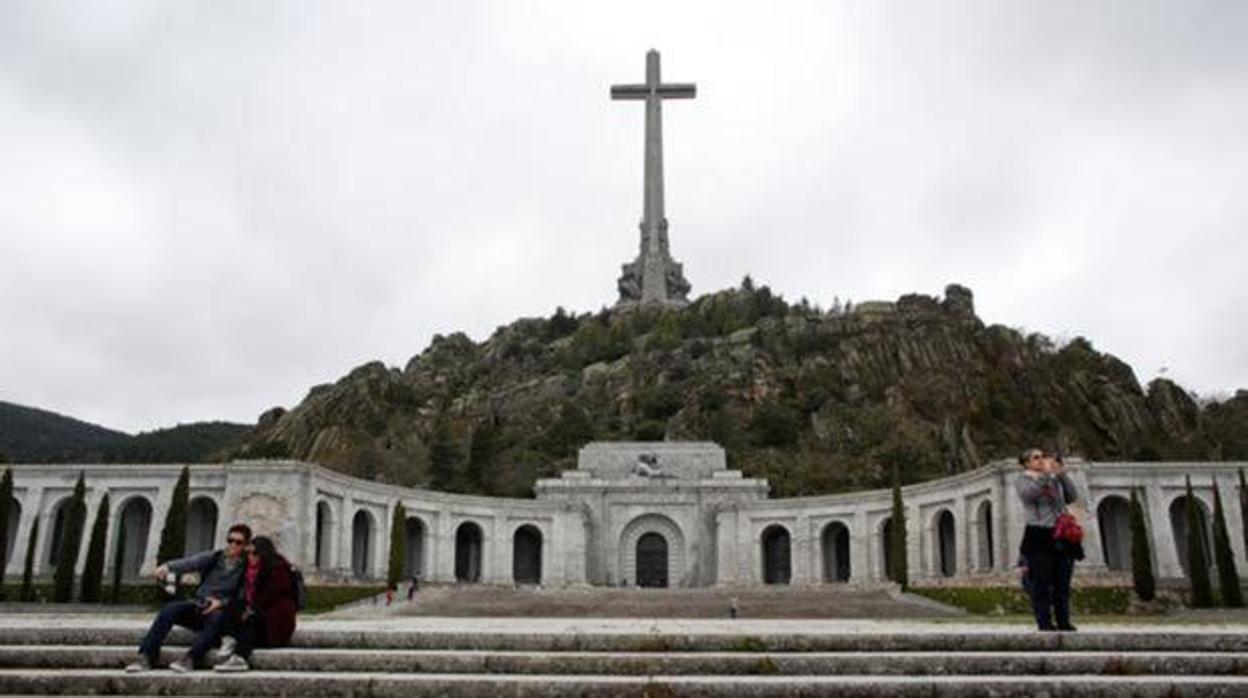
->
[[0, 617, 1246, 696]]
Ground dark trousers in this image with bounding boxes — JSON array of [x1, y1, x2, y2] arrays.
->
[[1026, 548, 1074, 629], [225, 611, 267, 660], [138, 600, 228, 663]]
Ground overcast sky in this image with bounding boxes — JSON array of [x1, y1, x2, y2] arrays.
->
[[2, 1, 1246, 433]]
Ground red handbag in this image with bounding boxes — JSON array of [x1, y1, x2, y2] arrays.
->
[[1054, 512, 1084, 545]]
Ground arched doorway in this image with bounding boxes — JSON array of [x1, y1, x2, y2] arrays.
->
[[315, 502, 332, 570], [976, 501, 994, 571], [185, 497, 218, 555], [351, 510, 373, 579], [5, 498, 20, 567], [936, 510, 956, 577], [636, 532, 668, 588], [455, 522, 483, 583], [115, 497, 153, 579], [1169, 496, 1212, 575], [762, 525, 792, 584], [821, 522, 850, 582], [403, 517, 425, 580], [1097, 496, 1132, 571], [512, 525, 542, 585]]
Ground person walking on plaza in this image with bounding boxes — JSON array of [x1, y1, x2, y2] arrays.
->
[[213, 536, 298, 672], [126, 524, 252, 673], [1015, 449, 1082, 631]]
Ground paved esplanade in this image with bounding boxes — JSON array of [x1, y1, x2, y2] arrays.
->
[[612, 49, 694, 308]]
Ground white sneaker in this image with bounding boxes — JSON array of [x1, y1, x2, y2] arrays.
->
[[124, 656, 152, 673], [168, 656, 193, 673], [218, 635, 237, 659], [213, 654, 250, 673]]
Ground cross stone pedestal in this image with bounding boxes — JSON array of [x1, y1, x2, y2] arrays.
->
[[612, 49, 694, 310]]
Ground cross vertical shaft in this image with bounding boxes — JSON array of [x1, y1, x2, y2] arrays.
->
[[611, 49, 696, 308]]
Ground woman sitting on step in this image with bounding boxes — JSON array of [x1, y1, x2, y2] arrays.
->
[[213, 536, 298, 672]]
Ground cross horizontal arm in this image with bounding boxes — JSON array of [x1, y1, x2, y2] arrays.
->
[[611, 83, 698, 100]]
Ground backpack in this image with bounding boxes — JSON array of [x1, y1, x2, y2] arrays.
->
[[289, 565, 308, 611]]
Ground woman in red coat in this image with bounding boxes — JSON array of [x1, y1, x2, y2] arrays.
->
[[214, 536, 297, 672]]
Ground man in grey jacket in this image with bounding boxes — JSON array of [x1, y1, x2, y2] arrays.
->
[[125, 523, 251, 673]]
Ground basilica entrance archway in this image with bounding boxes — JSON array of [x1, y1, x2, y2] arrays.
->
[[618, 513, 685, 588]]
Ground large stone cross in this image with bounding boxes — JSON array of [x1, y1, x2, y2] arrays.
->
[[611, 49, 694, 308]]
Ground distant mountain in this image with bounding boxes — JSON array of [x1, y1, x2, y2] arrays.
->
[[237, 281, 1248, 497], [0, 400, 251, 464], [0, 400, 128, 462]]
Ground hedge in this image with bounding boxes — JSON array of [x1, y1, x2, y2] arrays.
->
[[911, 586, 1134, 615]]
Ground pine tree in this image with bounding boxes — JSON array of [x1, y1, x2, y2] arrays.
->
[[0, 468, 13, 598], [1185, 476, 1213, 608], [428, 418, 460, 492], [52, 472, 88, 602], [20, 517, 38, 602], [467, 421, 499, 495], [79, 492, 110, 603], [1210, 479, 1243, 607], [889, 463, 909, 590], [157, 466, 190, 565], [1128, 488, 1155, 601], [387, 502, 406, 590]]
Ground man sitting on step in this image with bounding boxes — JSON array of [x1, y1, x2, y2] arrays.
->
[[125, 523, 252, 673]]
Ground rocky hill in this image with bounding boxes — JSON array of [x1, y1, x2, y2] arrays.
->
[[237, 282, 1248, 497]]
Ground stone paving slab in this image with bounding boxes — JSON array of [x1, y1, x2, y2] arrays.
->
[[4, 646, 1248, 676], [2, 669, 1247, 697]]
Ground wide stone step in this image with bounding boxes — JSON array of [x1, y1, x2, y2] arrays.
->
[[1, 669, 1246, 697], [6, 626, 1248, 653], [2, 646, 1247, 676]]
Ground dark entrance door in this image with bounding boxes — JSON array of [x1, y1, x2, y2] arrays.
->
[[762, 525, 792, 584], [635, 532, 668, 588]]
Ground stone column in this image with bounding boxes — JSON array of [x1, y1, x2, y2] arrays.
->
[[338, 493, 354, 577], [958, 496, 972, 576], [851, 510, 869, 583], [715, 510, 738, 584], [794, 512, 811, 584], [1146, 483, 1181, 578]]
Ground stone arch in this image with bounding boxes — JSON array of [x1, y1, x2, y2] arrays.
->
[[351, 509, 374, 579], [512, 524, 542, 585], [619, 514, 686, 588], [5, 496, 20, 568], [185, 497, 218, 555], [636, 532, 668, 587], [454, 521, 484, 583], [114, 496, 153, 579], [1169, 495, 1213, 575], [45, 496, 74, 567], [315, 501, 333, 570], [935, 509, 956, 578], [1097, 495, 1132, 572], [761, 524, 792, 584], [821, 521, 851, 582], [403, 515, 426, 579], [974, 501, 994, 571]]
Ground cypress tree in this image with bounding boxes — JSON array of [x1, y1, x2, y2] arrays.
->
[[889, 463, 909, 590], [0, 468, 12, 597], [156, 466, 190, 565], [1239, 469, 1248, 565], [1211, 479, 1243, 607], [1128, 488, 1155, 601], [387, 502, 407, 590], [52, 472, 87, 603], [79, 492, 110, 603], [111, 516, 127, 604], [1184, 476, 1213, 608], [20, 517, 38, 602]]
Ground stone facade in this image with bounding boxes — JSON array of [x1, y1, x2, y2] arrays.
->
[[4, 444, 1246, 588]]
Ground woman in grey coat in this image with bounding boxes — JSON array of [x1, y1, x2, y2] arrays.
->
[[1015, 449, 1080, 631]]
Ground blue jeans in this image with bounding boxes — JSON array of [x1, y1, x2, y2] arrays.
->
[[138, 600, 228, 663]]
